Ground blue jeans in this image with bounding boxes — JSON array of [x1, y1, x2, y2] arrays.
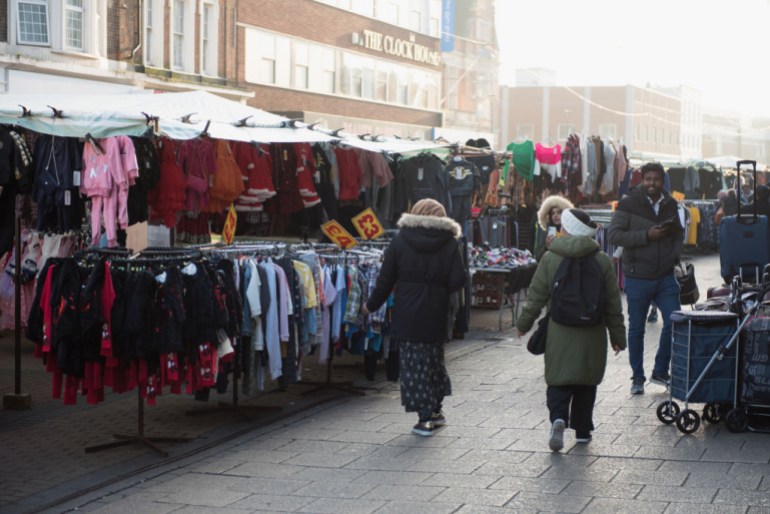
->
[[625, 274, 681, 381]]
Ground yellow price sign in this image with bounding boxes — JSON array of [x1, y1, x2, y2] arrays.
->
[[672, 191, 685, 202], [222, 204, 238, 244], [321, 220, 358, 249], [351, 208, 384, 240]]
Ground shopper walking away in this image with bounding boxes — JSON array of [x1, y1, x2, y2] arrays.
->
[[608, 162, 683, 395], [363, 199, 467, 437], [533, 195, 574, 261], [516, 209, 626, 451]]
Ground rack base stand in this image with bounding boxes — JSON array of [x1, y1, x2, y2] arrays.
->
[[300, 355, 365, 397], [3, 393, 32, 411], [85, 390, 191, 458], [299, 381, 365, 397]]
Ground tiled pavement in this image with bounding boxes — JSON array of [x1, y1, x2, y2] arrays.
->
[[3, 253, 770, 513]]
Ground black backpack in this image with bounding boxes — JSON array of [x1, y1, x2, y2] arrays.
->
[[550, 251, 605, 326]]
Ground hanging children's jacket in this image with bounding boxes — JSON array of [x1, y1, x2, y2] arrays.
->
[[32, 135, 84, 232], [394, 153, 450, 215], [81, 136, 139, 246]]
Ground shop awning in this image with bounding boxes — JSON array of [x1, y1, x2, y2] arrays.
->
[[0, 91, 338, 143]]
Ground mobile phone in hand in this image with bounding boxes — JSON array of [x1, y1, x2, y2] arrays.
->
[[547, 226, 557, 237]]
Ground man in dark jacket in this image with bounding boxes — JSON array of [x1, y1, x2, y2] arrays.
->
[[363, 198, 467, 437], [609, 162, 683, 395]]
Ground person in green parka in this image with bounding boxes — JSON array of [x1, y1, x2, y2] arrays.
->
[[516, 208, 626, 452]]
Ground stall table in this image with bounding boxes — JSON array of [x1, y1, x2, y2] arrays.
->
[[470, 264, 537, 330]]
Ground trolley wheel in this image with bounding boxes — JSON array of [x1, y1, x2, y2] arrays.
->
[[656, 401, 680, 425], [703, 402, 723, 424], [675, 409, 701, 434], [725, 408, 748, 433]]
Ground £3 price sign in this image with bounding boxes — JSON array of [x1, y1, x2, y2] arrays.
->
[[222, 203, 237, 244], [321, 220, 358, 249], [351, 208, 384, 240]]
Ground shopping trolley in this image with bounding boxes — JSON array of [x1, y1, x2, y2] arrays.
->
[[656, 310, 743, 433]]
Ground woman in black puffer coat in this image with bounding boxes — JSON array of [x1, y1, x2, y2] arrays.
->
[[364, 198, 467, 437]]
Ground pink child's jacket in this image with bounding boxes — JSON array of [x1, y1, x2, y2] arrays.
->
[[81, 136, 139, 228]]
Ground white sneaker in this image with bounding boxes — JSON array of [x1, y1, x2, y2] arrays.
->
[[549, 419, 566, 452]]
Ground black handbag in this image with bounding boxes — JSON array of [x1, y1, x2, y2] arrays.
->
[[527, 313, 549, 355], [676, 262, 700, 305]]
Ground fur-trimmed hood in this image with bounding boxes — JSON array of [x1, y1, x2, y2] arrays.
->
[[537, 195, 574, 230], [397, 213, 462, 237], [396, 212, 462, 254]]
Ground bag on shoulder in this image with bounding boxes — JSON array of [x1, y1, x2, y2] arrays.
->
[[550, 251, 605, 326], [676, 262, 700, 305], [527, 313, 549, 355]]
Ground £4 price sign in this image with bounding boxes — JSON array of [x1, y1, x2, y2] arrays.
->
[[222, 203, 238, 244], [321, 220, 358, 249], [351, 208, 384, 240]]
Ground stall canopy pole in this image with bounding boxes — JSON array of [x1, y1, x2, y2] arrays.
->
[[3, 215, 32, 410]]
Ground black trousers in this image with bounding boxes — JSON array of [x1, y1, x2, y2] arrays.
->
[[546, 384, 597, 436]]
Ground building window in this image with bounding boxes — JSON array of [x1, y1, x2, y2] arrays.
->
[[144, 0, 164, 67], [261, 58, 276, 83], [557, 124, 575, 140], [599, 123, 617, 140], [375, 71, 388, 102], [411, 10, 421, 31], [322, 70, 335, 93], [64, 0, 83, 50], [350, 0, 373, 16], [172, 0, 185, 69], [200, 2, 218, 76], [295, 65, 309, 89], [17, 0, 49, 45], [379, 2, 399, 25], [516, 124, 534, 139], [293, 42, 309, 89], [429, 0, 441, 36]]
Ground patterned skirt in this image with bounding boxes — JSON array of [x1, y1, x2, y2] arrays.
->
[[397, 340, 452, 414]]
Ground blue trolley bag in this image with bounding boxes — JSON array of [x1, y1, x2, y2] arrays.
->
[[719, 160, 770, 284]]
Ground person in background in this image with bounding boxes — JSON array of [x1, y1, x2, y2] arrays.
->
[[714, 189, 738, 225], [745, 184, 770, 217], [516, 209, 626, 451], [533, 195, 574, 261], [608, 162, 683, 395], [363, 198, 467, 437]]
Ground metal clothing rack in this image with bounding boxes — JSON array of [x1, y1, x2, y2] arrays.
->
[[292, 247, 367, 397], [186, 243, 286, 420], [85, 389, 191, 457]]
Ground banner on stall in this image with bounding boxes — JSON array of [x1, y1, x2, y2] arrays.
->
[[351, 208, 385, 240], [222, 204, 238, 244], [321, 220, 358, 249]]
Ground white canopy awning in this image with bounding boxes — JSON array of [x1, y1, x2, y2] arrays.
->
[[0, 91, 338, 143], [334, 134, 450, 155]]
